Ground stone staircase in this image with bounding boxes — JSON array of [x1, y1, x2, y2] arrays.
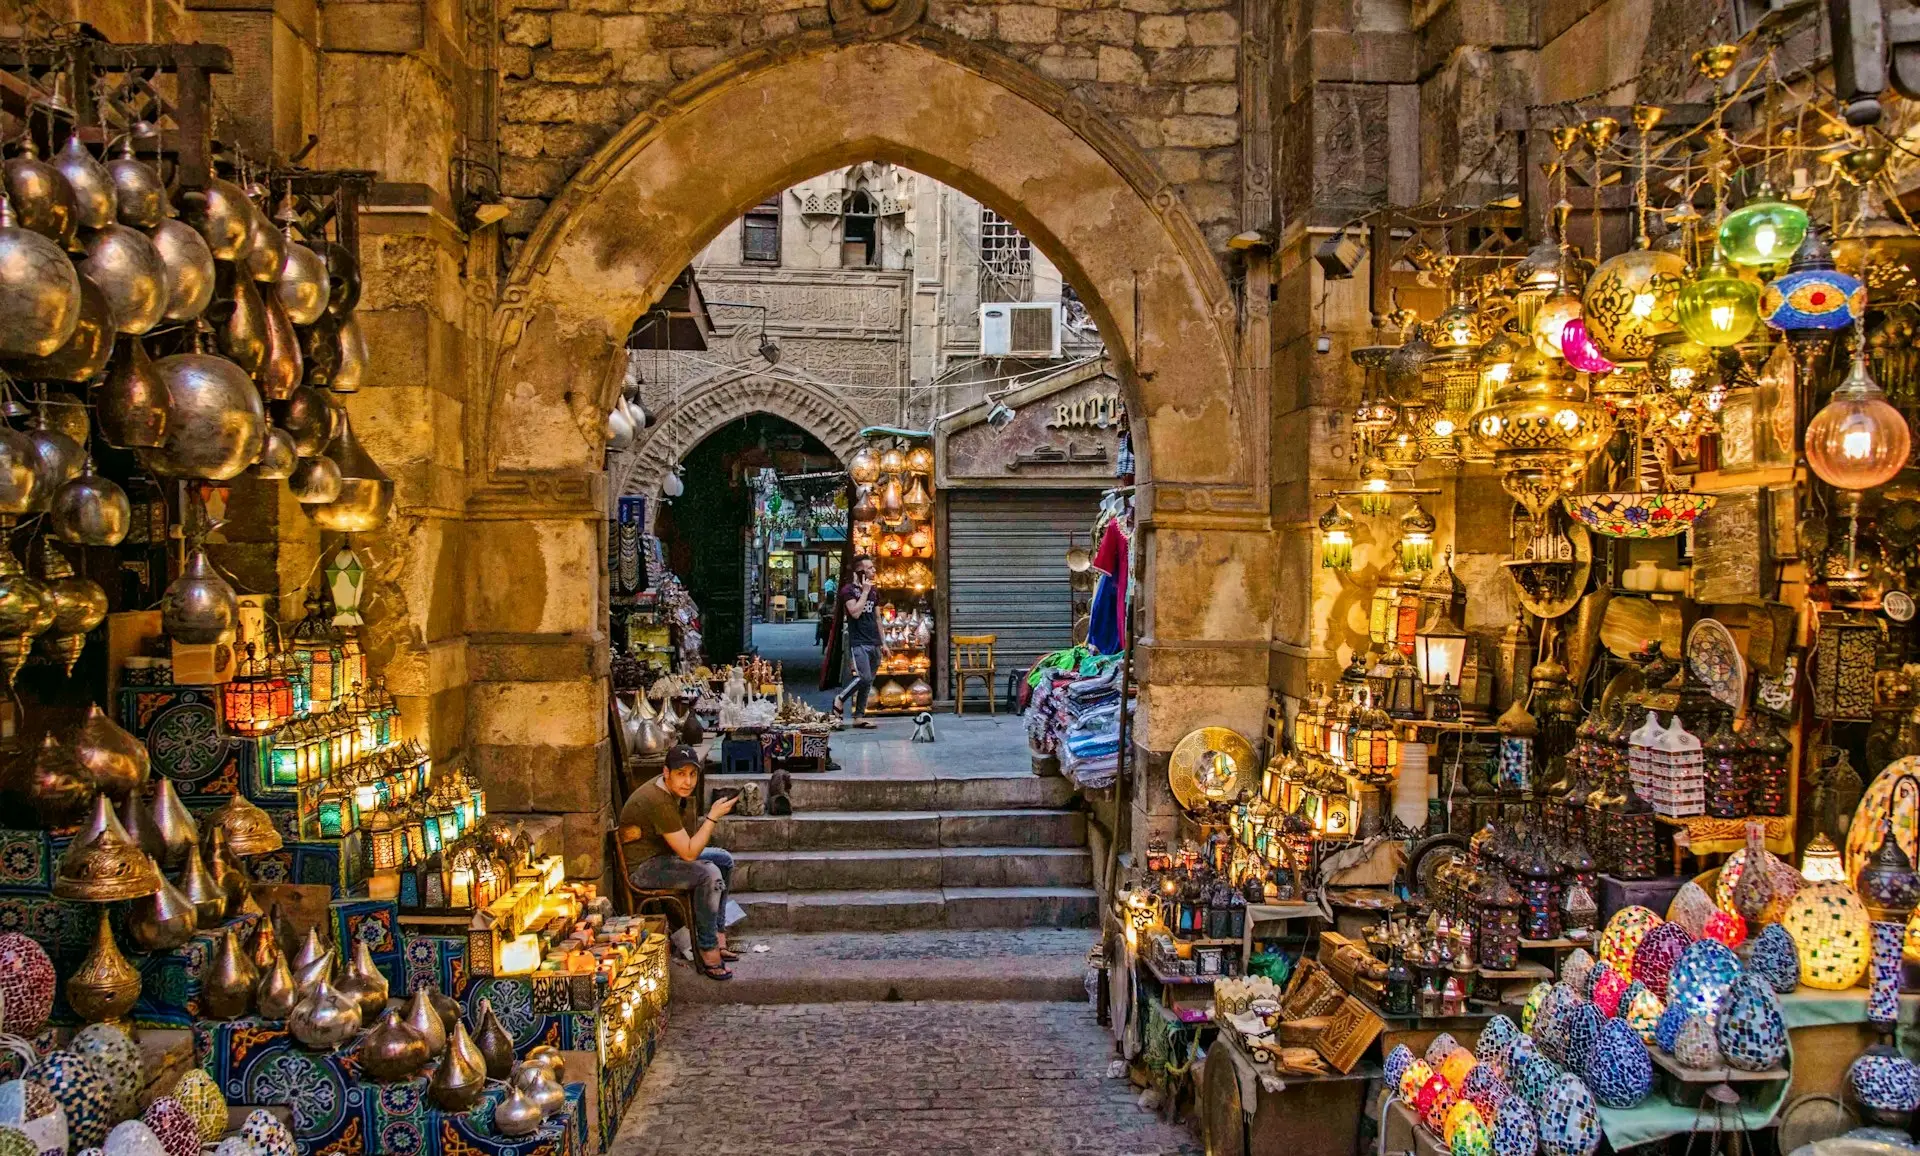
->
[[710, 770, 1099, 931]]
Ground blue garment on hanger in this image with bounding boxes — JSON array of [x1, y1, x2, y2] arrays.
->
[[1087, 573, 1121, 655]]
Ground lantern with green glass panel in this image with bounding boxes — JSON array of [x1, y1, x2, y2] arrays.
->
[[1677, 251, 1761, 347]]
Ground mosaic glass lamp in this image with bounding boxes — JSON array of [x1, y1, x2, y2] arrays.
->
[[1762, 227, 1866, 333], [1780, 881, 1872, 990]]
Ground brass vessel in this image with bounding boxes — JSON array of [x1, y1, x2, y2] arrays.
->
[[511, 1061, 567, 1117], [20, 731, 90, 827], [247, 908, 278, 970], [203, 825, 252, 918], [161, 548, 237, 645], [300, 312, 340, 386], [493, 1085, 543, 1138], [260, 295, 303, 401], [213, 792, 284, 856], [79, 224, 166, 335], [125, 868, 197, 952], [357, 1008, 429, 1081], [474, 999, 515, 1079], [50, 465, 131, 549], [523, 1044, 566, 1084], [428, 1022, 487, 1111], [253, 428, 297, 480], [255, 949, 297, 1020], [276, 239, 329, 326], [289, 455, 342, 504], [150, 218, 214, 321], [287, 976, 361, 1050], [4, 144, 77, 250], [97, 336, 170, 450], [150, 777, 198, 868], [213, 265, 268, 377], [325, 242, 362, 316], [106, 148, 167, 229], [291, 927, 327, 974], [338, 939, 390, 1021], [179, 179, 253, 262], [16, 272, 112, 382], [0, 193, 80, 358], [54, 794, 160, 902], [67, 909, 141, 1024], [201, 927, 257, 1020], [141, 352, 266, 481], [69, 703, 148, 801], [402, 985, 448, 1056], [177, 844, 226, 928], [332, 314, 367, 392], [277, 386, 335, 457], [119, 788, 163, 861], [309, 410, 393, 532], [51, 135, 113, 231], [243, 203, 287, 283], [293, 945, 335, 997]]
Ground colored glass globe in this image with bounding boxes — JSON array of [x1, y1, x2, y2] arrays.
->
[[1531, 288, 1584, 358], [1558, 318, 1615, 374], [1581, 247, 1688, 363], [1676, 253, 1760, 347], [1806, 356, 1912, 492], [1717, 184, 1809, 270]]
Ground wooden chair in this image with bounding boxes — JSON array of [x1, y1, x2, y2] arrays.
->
[[612, 836, 693, 930], [951, 633, 998, 715]]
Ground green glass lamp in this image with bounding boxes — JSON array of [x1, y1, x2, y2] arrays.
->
[[1717, 182, 1809, 271], [1319, 502, 1356, 572], [1676, 251, 1761, 347]]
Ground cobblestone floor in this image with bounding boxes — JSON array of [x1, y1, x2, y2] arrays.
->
[[608, 1001, 1202, 1156]]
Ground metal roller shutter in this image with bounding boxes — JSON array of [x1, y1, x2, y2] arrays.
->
[[946, 489, 1103, 685]]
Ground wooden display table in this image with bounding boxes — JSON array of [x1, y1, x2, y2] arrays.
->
[[1200, 1027, 1375, 1156]]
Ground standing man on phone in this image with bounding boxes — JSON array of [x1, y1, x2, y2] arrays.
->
[[618, 747, 740, 980], [832, 555, 882, 728]]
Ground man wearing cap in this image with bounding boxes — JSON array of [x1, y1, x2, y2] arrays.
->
[[618, 746, 739, 980]]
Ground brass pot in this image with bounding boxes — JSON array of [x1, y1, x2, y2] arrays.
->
[[106, 149, 167, 229], [325, 242, 361, 317], [97, 336, 170, 449], [293, 945, 334, 998], [308, 409, 393, 532], [402, 985, 448, 1056], [50, 467, 130, 547], [150, 777, 198, 869], [212, 264, 268, 377], [493, 1085, 543, 1138], [19, 731, 89, 827], [510, 1062, 567, 1118], [260, 294, 302, 401], [201, 927, 257, 1020], [243, 203, 286, 282], [358, 1008, 429, 1081], [289, 454, 342, 504], [253, 428, 297, 480], [213, 791, 283, 856], [276, 239, 329, 326], [3, 148, 77, 251], [300, 312, 340, 386], [23, 420, 81, 512], [179, 180, 253, 263], [12, 271, 112, 382], [474, 999, 515, 1079], [277, 387, 335, 457], [150, 219, 215, 322], [126, 867, 197, 952], [161, 547, 236, 645], [288, 976, 361, 1050], [255, 949, 297, 1019], [429, 1021, 487, 1111], [0, 196, 79, 359], [141, 352, 266, 480], [523, 1045, 566, 1084], [291, 927, 327, 974], [68, 909, 140, 1024], [331, 314, 367, 392], [336, 939, 389, 1022], [51, 136, 113, 231], [430, 986, 462, 1033], [177, 844, 226, 928], [70, 704, 144, 803], [79, 224, 167, 335], [54, 793, 159, 901]]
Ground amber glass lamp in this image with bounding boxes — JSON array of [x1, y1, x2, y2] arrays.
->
[[1806, 355, 1912, 492]]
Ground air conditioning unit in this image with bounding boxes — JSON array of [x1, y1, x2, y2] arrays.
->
[[979, 302, 1062, 358]]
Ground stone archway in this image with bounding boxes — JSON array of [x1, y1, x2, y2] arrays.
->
[[466, 30, 1277, 880], [623, 373, 867, 500]]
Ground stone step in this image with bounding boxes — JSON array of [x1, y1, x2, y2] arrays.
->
[[717, 808, 1085, 852], [783, 774, 1077, 812], [729, 846, 1093, 892], [669, 929, 1099, 1005], [734, 886, 1099, 931]]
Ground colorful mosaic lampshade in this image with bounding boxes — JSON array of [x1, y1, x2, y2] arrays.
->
[[1780, 881, 1872, 990], [1761, 228, 1865, 332]]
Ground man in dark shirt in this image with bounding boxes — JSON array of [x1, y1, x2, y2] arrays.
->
[[618, 746, 739, 979], [831, 555, 882, 728]]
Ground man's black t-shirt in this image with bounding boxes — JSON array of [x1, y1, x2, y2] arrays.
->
[[844, 583, 882, 648]]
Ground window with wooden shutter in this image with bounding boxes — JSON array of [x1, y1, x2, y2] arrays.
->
[[742, 196, 781, 264]]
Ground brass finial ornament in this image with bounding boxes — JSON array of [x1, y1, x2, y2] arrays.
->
[[53, 794, 161, 902], [357, 1008, 430, 1082], [67, 909, 141, 1024], [150, 777, 198, 869], [177, 844, 226, 928], [201, 927, 258, 1020], [1630, 104, 1666, 135], [1693, 43, 1740, 81], [126, 866, 197, 952], [429, 1022, 488, 1110], [1581, 117, 1621, 153], [255, 949, 298, 1020]]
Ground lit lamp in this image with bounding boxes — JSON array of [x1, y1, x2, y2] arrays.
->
[[1415, 600, 1469, 690], [1532, 286, 1584, 358], [1357, 457, 1396, 516], [421, 810, 443, 855], [1318, 502, 1355, 571], [1676, 250, 1760, 347], [1399, 501, 1437, 574], [269, 728, 301, 788], [368, 813, 402, 871], [316, 785, 355, 839], [1803, 832, 1848, 883], [1718, 182, 1809, 271], [1806, 354, 1911, 493], [1855, 774, 1920, 1028], [1581, 244, 1688, 364]]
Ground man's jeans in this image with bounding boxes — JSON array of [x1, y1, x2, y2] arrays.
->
[[837, 644, 880, 716], [627, 847, 734, 950]]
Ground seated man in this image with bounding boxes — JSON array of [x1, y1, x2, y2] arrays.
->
[[618, 746, 739, 980]]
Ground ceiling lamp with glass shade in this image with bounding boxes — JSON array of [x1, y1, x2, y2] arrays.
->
[[1717, 180, 1809, 272], [1807, 353, 1912, 494], [1676, 249, 1761, 347], [1418, 287, 1484, 463], [1318, 501, 1356, 572]]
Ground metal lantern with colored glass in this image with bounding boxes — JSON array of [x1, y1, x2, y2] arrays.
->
[[1717, 182, 1809, 271], [1399, 500, 1437, 574], [1415, 595, 1469, 691], [1475, 870, 1524, 970], [1676, 251, 1760, 347], [1581, 245, 1688, 364], [1319, 502, 1355, 571]]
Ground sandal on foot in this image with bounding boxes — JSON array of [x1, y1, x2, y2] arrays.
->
[[719, 948, 742, 962], [697, 960, 733, 981]]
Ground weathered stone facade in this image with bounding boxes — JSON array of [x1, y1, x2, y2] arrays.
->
[[5, 0, 1738, 879]]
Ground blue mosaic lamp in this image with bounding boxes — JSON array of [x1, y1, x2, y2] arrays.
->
[[1761, 227, 1865, 333]]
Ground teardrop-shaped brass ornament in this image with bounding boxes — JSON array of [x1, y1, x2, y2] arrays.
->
[[69, 702, 148, 802], [474, 998, 515, 1079], [294, 946, 336, 1000], [150, 777, 198, 869], [403, 985, 448, 1057], [357, 1008, 429, 1081], [259, 293, 302, 401], [511, 1061, 567, 1118], [291, 927, 326, 974], [201, 926, 257, 1020], [429, 1021, 488, 1111], [125, 865, 196, 953], [67, 908, 141, 1024], [247, 907, 279, 970], [336, 939, 389, 1022], [202, 824, 255, 919], [177, 843, 226, 928], [118, 786, 162, 861], [54, 793, 161, 902], [212, 265, 268, 377], [287, 975, 360, 1050], [97, 336, 170, 450], [255, 948, 298, 1020], [493, 1084, 543, 1138]]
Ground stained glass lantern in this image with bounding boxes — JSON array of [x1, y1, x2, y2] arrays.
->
[[1814, 612, 1881, 722], [1703, 714, 1749, 819], [1319, 502, 1355, 572], [1400, 501, 1437, 574], [1563, 881, 1599, 938], [291, 592, 340, 714], [1746, 715, 1790, 816], [1762, 228, 1866, 334], [1803, 833, 1848, 883], [1606, 789, 1657, 880], [1718, 183, 1809, 270], [325, 546, 365, 628], [222, 645, 274, 736], [1476, 871, 1523, 971], [339, 631, 367, 698], [404, 817, 426, 862], [316, 785, 356, 839], [1559, 318, 1616, 374], [1677, 251, 1760, 346], [368, 813, 402, 872], [1581, 246, 1688, 364], [436, 807, 460, 848], [1357, 456, 1397, 516], [268, 728, 301, 788], [1519, 844, 1561, 941], [1780, 881, 1872, 990], [421, 809, 443, 855]]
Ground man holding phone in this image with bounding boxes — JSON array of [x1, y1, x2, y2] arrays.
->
[[832, 555, 882, 728], [618, 747, 739, 980]]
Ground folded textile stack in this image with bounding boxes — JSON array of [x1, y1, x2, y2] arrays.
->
[[1023, 650, 1125, 789]]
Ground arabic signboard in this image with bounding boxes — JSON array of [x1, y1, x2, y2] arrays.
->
[[938, 363, 1123, 488]]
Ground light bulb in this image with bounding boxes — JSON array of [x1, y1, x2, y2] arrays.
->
[[1806, 355, 1912, 492]]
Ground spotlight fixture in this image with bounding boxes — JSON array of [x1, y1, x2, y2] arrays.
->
[[986, 402, 1016, 429]]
